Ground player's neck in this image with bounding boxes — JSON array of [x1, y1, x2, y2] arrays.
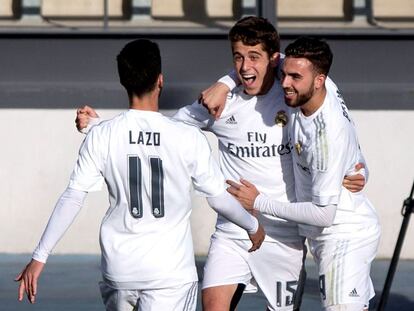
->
[[258, 74, 275, 95], [129, 92, 159, 112], [300, 87, 327, 117]]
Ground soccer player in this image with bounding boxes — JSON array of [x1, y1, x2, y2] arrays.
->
[[76, 17, 365, 311], [227, 37, 381, 311], [15, 39, 266, 311]]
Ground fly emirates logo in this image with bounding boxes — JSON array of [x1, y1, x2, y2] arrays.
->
[[227, 132, 292, 158]]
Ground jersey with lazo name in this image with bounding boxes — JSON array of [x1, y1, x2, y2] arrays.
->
[[69, 109, 226, 287], [174, 81, 300, 242], [290, 84, 379, 240]]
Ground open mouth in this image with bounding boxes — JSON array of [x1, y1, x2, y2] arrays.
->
[[241, 74, 256, 87], [284, 88, 296, 99]]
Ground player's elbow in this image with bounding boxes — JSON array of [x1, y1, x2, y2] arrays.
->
[[319, 205, 337, 227], [321, 217, 334, 227], [312, 204, 337, 227]]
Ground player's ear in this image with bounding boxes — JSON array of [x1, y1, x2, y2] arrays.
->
[[270, 52, 280, 68], [314, 74, 326, 90], [157, 74, 164, 89]]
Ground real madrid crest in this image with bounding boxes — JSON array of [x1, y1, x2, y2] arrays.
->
[[275, 110, 288, 127], [295, 141, 302, 155]]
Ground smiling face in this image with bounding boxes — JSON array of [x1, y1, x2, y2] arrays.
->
[[232, 41, 278, 96], [281, 37, 332, 114], [281, 57, 319, 108]]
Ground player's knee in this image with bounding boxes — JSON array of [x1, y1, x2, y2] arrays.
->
[[324, 303, 366, 311]]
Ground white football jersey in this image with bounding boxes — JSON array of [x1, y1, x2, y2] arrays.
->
[[69, 109, 226, 286], [174, 81, 300, 242], [290, 85, 379, 239]]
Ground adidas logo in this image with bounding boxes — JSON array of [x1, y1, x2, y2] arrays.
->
[[349, 288, 359, 297], [225, 115, 237, 124]]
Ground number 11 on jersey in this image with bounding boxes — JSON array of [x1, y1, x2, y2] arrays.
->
[[128, 155, 165, 219]]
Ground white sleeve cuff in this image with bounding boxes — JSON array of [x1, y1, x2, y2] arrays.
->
[[217, 70, 239, 91], [80, 117, 101, 134]]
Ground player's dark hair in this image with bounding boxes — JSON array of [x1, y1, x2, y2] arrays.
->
[[117, 39, 161, 99], [284, 37, 333, 75], [229, 16, 280, 56]]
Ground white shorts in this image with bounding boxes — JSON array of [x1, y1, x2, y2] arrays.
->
[[99, 281, 198, 311], [202, 234, 306, 311], [309, 223, 381, 309]]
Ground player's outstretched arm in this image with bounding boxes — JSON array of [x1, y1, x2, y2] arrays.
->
[[343, 163, 366, 193], [14, 187, 87, 304], [15, 259, 45, 304], [75, 105, 100, 133], [227, 179, 337, 227]]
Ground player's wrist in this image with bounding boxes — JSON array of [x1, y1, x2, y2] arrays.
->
[[32, 252, 48, 264], [253, 193, 266, 212], [80, 117, 101, 134], [247, 217, 259, 235], [218, 75, 237, 91]]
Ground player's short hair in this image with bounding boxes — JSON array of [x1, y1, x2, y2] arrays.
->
[[285, 37, 333, 76], [117, 39, 161, 98], [229, 16, 280, 56]]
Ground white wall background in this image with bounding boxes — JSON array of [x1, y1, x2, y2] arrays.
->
[[1, 109, 413, 259]]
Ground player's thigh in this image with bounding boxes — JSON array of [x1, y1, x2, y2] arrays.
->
[[139, 281, 198, 311], [99, 281, 139, 311], [246, 239, 307, 311], [311, 224, 380, 308], [202, 235, 252, 289], [202, 284, 241, 311], [202, 236, 252, 309]]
